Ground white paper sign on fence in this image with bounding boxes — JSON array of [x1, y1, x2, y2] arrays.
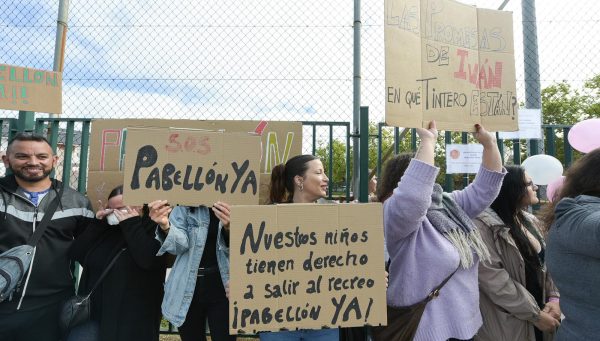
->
[[446, 144, 484, 174], [498, 109, 542, 140]]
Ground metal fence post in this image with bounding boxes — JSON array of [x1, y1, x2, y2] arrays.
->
[[444, 131, 453, 192], [358, 106, 369, 203], [522, 0, 543, 156], [352, 0, 362, 200], [15, 111, 35, 133]]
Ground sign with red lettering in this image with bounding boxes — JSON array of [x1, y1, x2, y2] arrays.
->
[[122, 127, 261, 206], [229, 203, 387, 334], [87, 119, 302, 211], [384, 0, 518, 131]]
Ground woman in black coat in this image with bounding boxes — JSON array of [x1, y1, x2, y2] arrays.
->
[[69, 185, 168, 341]]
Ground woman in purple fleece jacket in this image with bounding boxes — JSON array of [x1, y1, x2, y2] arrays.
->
[[383, 121, 505, 341]]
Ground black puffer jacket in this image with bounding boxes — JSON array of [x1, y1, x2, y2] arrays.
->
[[0, 175, 94, 312]]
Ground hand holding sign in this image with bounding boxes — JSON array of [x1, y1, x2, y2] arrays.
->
[[416, 120, 438, 141], [473, 124, 497, 148], [416, 121, 438, 165], [212, 201, 232, 230], [113, 206, 141, 222], [148, 200, 172, 231]]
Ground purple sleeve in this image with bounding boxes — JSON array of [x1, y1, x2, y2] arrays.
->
[[384, 159, 439, 243], [451, 166, 506, 218]]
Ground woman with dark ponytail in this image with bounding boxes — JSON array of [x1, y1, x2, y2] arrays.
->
[[261, 154, 336, 341], [268, 154, 328, 205], [474, 165, 560, 341]]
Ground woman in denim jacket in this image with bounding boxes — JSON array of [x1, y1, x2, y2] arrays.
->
[[152, 199, 234, 341]]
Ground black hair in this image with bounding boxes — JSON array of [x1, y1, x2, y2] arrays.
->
[[376, 154, 413, 203], [108, 185, 124, 200], [7, 133, 52, 153], [269, 154, 319, 203], [490, 165, 540, 269]]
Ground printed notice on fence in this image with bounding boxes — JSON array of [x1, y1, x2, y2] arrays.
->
[[384, 0, 518, 132], [498, 108, 542, 140], [0, 63, 62, 114], [122, 127, 261, 206], [229, 203, 387, 334], [446, 143, 484, 174]]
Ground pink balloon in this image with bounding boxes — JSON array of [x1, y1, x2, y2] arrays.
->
[[546, 176, 565, 202], [568, 118, 600, 153]]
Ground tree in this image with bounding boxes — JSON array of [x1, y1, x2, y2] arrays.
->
[[540, 73, 600, 164], [542, 73, 600, 124]]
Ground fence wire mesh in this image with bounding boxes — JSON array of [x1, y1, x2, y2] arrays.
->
[[2, 0, 598, 122], [1, 0, 599, 186]]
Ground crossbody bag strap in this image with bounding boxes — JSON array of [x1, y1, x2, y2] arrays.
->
[[84, 248, 126, 299], [27, 184, 65, 247], [425, 265, 460, 302]]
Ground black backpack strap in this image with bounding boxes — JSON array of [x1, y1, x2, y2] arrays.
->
[[27, 184, 65, 247]]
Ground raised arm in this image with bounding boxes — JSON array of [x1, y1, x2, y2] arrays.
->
[[384, 121, 439, 243], [452, 124, 505, 217], [475, 124, 502, 173]]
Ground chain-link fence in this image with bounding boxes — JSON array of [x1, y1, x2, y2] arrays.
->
[[2, 0, 599, 122], [2, 0, 599, 184]]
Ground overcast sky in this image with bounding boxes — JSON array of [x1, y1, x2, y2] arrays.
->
[[1, 0, 598, 124]]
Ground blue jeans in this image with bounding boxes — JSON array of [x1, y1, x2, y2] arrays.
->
[[260, 328, 339, 341]]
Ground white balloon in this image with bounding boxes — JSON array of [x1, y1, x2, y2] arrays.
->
[[521, 154, 564, 186]]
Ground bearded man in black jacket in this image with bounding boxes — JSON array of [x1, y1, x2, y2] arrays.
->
[[0, 133, 94, 341]]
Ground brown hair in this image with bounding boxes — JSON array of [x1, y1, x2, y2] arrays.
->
[[376, 154, 413, 203], [268, 154, 319, 203], [541, 148, 600, 231]]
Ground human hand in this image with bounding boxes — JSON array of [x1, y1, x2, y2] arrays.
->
[[148, 200, 172, 231], [213, 201, 231, 230], [534, 311, 561, 332], [95, 200, 112, 219], [543, 301, 561, 320], [416, 120, 438, 141], [225, 281, 230, 299], [113, 206, 140, 222], [473, 124, 497, 148]]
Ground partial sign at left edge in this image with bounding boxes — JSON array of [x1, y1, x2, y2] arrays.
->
[[0, 64, 62, 114]]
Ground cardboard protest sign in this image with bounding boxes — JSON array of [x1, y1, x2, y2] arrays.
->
[[122, 127, 261, 206], [86, 119, 302, 209], [0, 64, 62, 114], [87, 171, 124, 207], [385, 0, 518, 132], [229, 203, 387, 334]]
